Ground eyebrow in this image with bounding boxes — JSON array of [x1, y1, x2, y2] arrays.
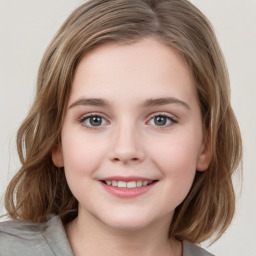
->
[[69, 97, 190, 109], [69, 98, 108, 108], [142, 97, 190, 109]]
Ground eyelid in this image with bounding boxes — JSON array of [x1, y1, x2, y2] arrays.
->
[[78, 111, 177, 128], [146, 112, 178, 125], [79, 112, 110, 128]]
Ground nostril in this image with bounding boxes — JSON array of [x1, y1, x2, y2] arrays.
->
[[112, 157, 140, 164], [109, 149, 144, 163]]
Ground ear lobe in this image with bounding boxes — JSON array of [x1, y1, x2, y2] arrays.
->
[[52, 144, 64, 167], [196, 138, 211, 172]]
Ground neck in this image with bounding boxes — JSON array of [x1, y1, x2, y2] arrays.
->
[[65, 210, 182, 256]]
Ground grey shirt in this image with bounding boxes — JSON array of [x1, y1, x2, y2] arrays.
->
[[0, 215, 214, 256]]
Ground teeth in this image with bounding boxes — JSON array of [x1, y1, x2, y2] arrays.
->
[[136, 181, 142, 187], [117, 181, 126, 188], [112, 181, 118, 187], [143, 181, 148, 186], [103, 180, 154, 188], [127, 181, 136, 188]]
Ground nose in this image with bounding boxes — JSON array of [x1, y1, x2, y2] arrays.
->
[[108, 123, 145, 164]]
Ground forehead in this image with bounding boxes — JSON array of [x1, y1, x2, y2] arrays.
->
[[70, 38, 197, 107]]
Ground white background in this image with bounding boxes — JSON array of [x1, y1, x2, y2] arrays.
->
[[0, 1, 255, 255]]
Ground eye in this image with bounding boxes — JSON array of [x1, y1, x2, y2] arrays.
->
[[148, 114, 176, 127], [80, 115, 108, 127]]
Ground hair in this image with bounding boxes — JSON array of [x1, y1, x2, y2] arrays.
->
[[4, 0, 242, 244]]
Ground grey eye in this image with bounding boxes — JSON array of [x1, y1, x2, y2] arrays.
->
[[148, 115, 172, 126], [83, 116, 107, 127]]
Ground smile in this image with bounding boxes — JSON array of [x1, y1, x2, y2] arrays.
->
[[99, 177, 158, 198], [101, 180, 155, 188]]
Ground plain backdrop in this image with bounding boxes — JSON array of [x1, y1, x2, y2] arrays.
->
[[0, 1, 256, 255]]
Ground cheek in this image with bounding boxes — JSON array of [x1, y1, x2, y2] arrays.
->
[[148, 132, 201, 190], [151, 136, 200, 171], [61, 131, 107, 178], [60, 134, 108, 204], [148, 137, 199, 209]]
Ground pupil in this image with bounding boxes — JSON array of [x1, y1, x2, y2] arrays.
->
[[155, 116, 166, 126], [90, 116, 102, 126]]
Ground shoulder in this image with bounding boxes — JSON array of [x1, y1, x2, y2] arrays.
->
[[0, 215, 73, 256], [183, 240, 215, 256], [0, 216, 48, 239]]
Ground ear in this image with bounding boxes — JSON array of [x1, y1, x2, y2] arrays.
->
[[196, 136, 211, 172], [52, 143, 64, 167]]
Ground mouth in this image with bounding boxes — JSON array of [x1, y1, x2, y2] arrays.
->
[[100, 180, 158, 188], [99, 177, 158, 198]]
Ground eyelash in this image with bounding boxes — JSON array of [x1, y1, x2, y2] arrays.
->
[[79, 113, 109, 129], [79, 112, 177, 129], [147, 112, 178, 127]]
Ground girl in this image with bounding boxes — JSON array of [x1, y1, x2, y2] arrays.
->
[[0, 0, 242, 255]]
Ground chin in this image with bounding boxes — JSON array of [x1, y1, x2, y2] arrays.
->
[[99, 213, 153, 231]]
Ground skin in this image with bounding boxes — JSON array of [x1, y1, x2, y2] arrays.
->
[[52, 38, 210, 256]]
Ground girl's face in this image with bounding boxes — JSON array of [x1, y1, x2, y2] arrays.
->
[[53, 38, 210, 231]]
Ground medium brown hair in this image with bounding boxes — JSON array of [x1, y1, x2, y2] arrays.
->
[[4, 0, 242, 243]]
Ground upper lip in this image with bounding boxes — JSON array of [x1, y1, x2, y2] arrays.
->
[[99, 176, 157, 182]]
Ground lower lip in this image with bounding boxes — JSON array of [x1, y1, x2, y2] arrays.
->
[[100, 182, 157, 198]]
